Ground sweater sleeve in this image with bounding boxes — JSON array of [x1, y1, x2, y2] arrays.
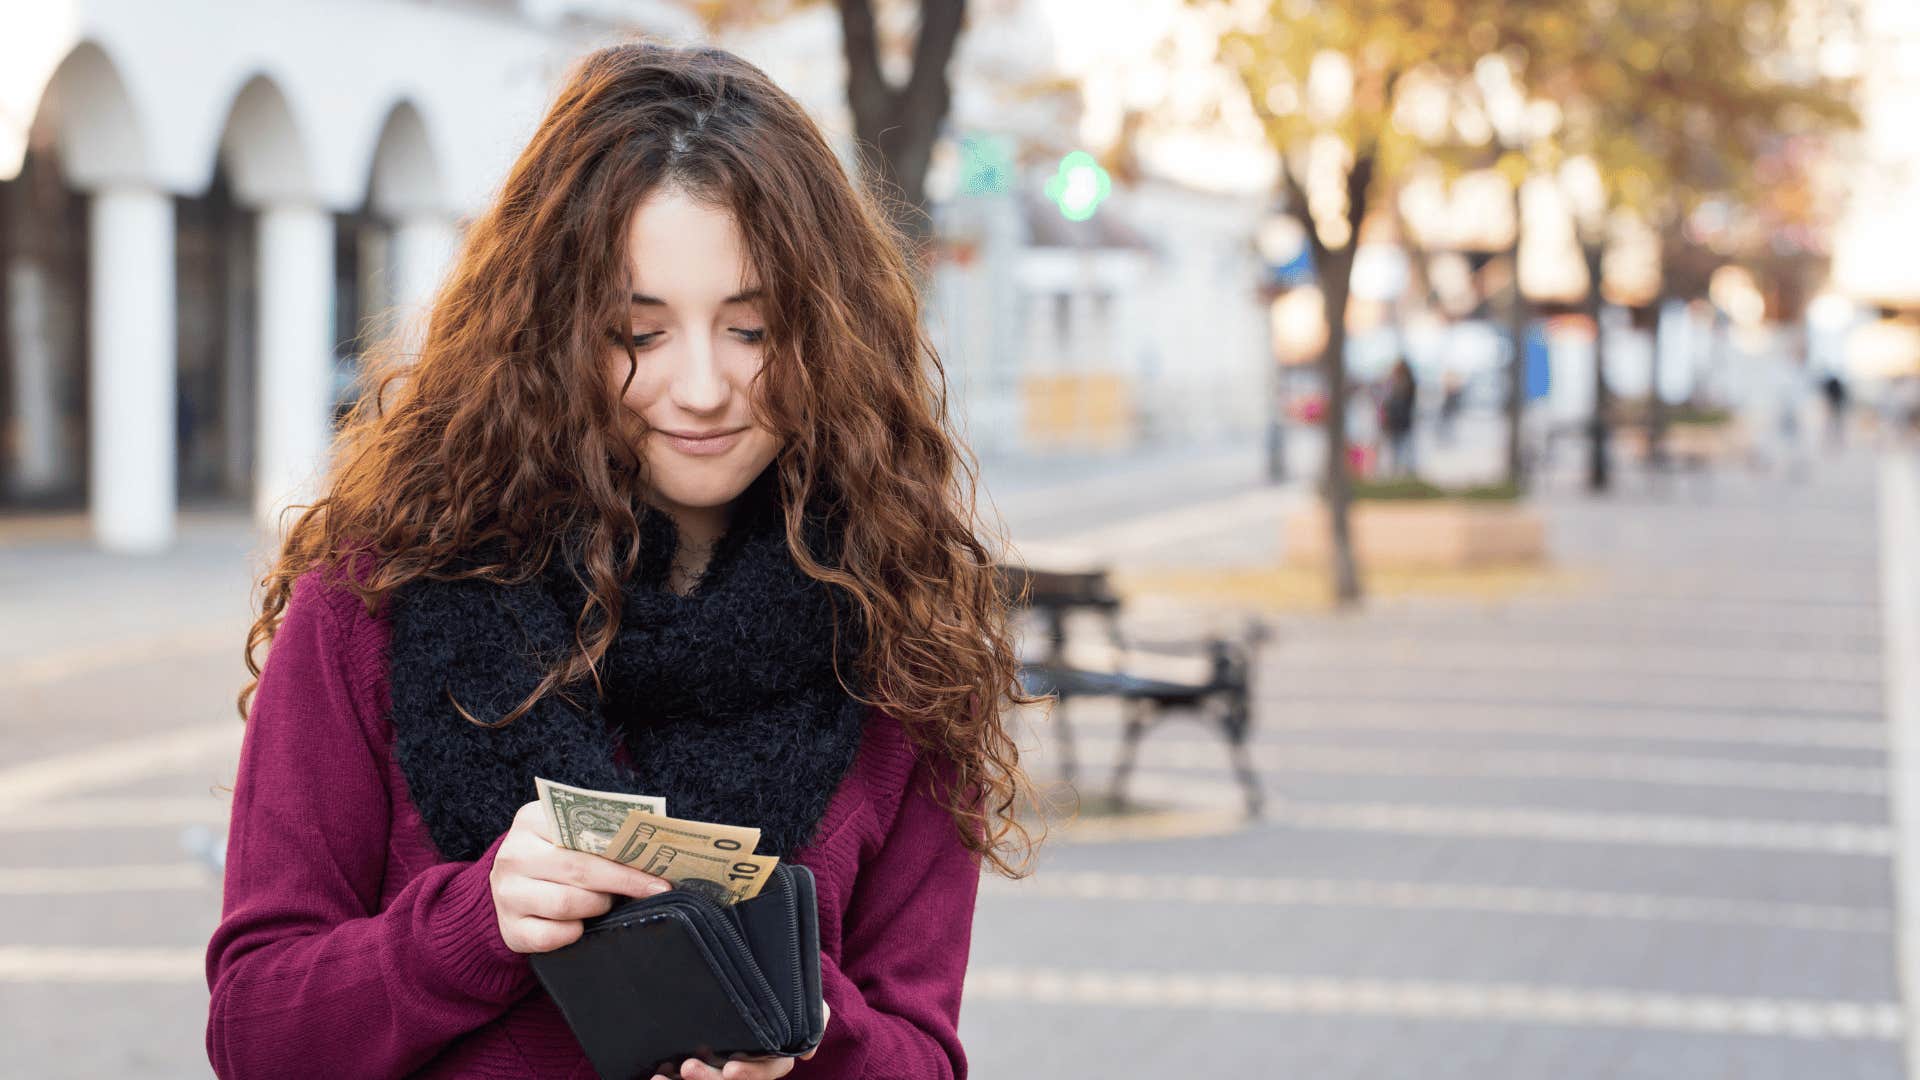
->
[[205, 571, 540, 1079], [807, 750, 981, 1080]]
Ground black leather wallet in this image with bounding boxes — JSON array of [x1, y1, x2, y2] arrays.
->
[[529, 862, 827, 1080]]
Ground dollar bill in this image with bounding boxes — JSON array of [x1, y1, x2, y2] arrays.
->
[[605, 808, 778, 904], [534, 777, 666, 856]]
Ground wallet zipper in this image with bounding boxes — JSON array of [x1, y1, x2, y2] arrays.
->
[[774, 882, 804, 1040], [683, 893, 791, 1045]]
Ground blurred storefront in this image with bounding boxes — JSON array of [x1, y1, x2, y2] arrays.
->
[[1831, 0, 1920, 384]]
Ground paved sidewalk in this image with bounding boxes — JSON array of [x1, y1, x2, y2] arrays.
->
[[962, 450, 1907, 1077], [0, 437, 1906, 1077]]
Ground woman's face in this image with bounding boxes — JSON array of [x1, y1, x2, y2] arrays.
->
[[606, 185, 783, 526]]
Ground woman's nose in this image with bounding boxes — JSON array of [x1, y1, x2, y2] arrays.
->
[[668, 333, 728, 413]]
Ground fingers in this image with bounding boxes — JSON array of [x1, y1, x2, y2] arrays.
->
[[526, 844, 672, 899], [681, 1056, 790, 1080], [515, 799, 556, 843], [494, 877, 616, 922], [797, 1000, 830, 1060], [719, 1058, 793, 1079], [502, 915, 582, 955]]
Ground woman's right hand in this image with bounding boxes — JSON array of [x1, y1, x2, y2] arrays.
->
[[489, 799, 672, 954]]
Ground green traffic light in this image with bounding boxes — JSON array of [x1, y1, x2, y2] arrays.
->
[[1046, 150, 1111, 222]]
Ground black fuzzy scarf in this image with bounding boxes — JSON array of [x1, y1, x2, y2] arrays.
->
[[384, 468, 869, 863]]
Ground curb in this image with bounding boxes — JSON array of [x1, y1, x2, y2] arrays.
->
[[1877, 451, 1920, 1078]]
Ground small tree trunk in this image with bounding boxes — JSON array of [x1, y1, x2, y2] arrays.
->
[[1646, 293, 1669, 466], [1583, 241, 1611, 492], [1320, 244, 1361, 605], [838, 0, 966, 264], [1504, 195, 1528, 489]]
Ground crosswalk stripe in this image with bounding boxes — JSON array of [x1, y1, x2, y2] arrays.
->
[[0, 947, 203, 982], [963, 967, 1905, 1039], [1066, 735, 1888, 796], [0, 723, 241, 809], [1267, 799, 1894, 855], [0, 798, 231, 831], [1057, 702, 1888, 750], [979, 871, 1894, 933], [0, 864, 213, 894]]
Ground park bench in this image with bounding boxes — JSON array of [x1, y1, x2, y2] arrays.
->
[[996, 562, 1269, 816]]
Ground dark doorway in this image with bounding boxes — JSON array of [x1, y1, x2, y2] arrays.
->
[[0, 141, 90, 512], [174, 162, 256, 508]]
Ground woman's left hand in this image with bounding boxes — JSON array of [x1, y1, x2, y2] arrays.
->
[[651, 1002, 829, 1080], [657, 1055, 788, 1080]]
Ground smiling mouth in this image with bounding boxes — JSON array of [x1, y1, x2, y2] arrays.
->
[[656, 427, 747, 456], [660, 428, 746, 441]]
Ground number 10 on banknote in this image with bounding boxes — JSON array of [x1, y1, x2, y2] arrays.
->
[[605, 810, 780, 904]]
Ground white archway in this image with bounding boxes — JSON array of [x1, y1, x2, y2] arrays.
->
[[216, 73, 319, 210], [366, 100, 459, 323], [213, 72, 333, 530]]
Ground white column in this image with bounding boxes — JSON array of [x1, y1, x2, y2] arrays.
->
[[87, 185, 176, 552], [386, 214, 456, 359], [253, 202, 336, 530], [392, 215, 456, 316]]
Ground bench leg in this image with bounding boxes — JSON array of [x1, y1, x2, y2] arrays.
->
[[1108, 698, 1151, 808], [1229, 729, 1263, 818], [1223, 693, 1263, 818]]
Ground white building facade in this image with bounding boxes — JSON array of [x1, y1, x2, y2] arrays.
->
[[1, 0, 700, 551]]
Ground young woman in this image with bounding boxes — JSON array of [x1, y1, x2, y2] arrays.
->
[[205, 41, 1038, 1080]]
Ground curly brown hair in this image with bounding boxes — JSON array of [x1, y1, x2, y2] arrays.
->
[[237, 40, 1045, 878]]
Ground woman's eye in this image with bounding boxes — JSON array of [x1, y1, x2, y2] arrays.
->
[[731, 327, 766, 344], [615, 330, 663, 349]]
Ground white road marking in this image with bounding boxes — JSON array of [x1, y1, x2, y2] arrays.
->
[[1, 798, 231, 831], [1017, 488, 1292, 564], [963, 967, 1905, 1040], [0, 624, 235, 688], [1091, 771, 1895, 856], [1267, 799, 1893, 855], [1062, 701, 1888, 750], [0, 864, 214, 894], [0, 723, 241, 809], [1274, 641, 1881, 686], [979, 871, 1894, 933], [1068, 735, 1888, 796], [0, 946, 204, 982]]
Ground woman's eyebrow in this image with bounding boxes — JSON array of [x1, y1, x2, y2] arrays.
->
[[628, 288, 763, 305]]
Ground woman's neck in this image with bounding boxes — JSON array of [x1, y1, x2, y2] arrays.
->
[[659, 503, 729, 596]]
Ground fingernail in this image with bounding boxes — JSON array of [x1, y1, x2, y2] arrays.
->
[[644, 880, 670, 895]]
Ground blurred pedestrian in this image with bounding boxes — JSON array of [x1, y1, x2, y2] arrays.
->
[[1822, 369, 1849, 449], [204, 42, 1025, 1080], [1436, 369, 1465, 447], [1345, 381, 1379, 478], [1382, 357, 1418, 477]]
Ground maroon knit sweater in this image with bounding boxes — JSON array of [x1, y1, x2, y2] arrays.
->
[[205, 566, 979, 1078]]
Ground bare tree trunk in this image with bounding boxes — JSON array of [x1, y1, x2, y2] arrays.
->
[[1505, 183, 1528, 489], [1646, 293, 1668, 467], [1319, 243, 1361, 604], [1285, 150, 1374, 606], [1583, 241, 1611, 492], [838, 0, 966, 262]]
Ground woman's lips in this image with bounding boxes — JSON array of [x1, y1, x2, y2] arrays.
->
[[658, 428, 745, 457]]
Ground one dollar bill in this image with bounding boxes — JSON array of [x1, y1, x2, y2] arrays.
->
[[534, 777, 666, 856], [605, 808, 779, 904]]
